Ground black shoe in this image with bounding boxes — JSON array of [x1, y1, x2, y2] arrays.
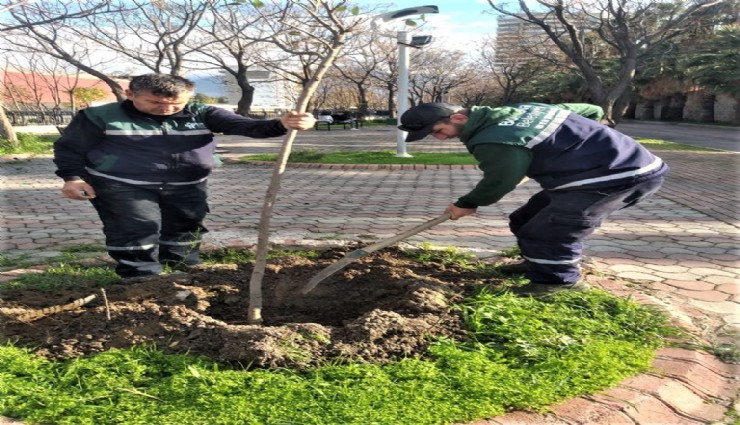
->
[[496, 261, 529, 276], [510, 281, 591, 297]]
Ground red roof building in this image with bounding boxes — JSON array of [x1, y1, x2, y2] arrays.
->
[[0, 69, 122, 110]]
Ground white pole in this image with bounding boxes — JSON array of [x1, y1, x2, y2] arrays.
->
[[396, 30, 413, 158]]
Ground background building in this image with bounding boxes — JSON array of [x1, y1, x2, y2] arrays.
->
[[222, 69, 294, 112], [0, 69, 119, 110], [494, 14, 561, 68]]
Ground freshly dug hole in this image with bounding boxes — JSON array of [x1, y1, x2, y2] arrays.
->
[[0, 247, 488, 368]]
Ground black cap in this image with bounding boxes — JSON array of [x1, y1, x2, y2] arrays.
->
[[398, 103, 460, 142]]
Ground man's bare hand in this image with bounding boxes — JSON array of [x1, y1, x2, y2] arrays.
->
[[445, 204, 477, 220], [61, 180, 96, 200], [280, 111, 316, 130]]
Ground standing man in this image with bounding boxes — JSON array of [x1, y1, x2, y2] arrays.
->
[[398, 102, 668, 296], [54, 74, 315, 279]]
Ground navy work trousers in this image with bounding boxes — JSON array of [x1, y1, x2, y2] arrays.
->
[[89, 176, 209, 277], [509, 177, 664, 284]]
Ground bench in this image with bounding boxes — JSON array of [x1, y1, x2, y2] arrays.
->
[[314, 114, 362, 131]]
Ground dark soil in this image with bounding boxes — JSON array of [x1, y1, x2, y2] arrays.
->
[[0, 247, 499, 368]]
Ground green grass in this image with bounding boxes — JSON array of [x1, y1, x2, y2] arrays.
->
[[1, 248, 318, 290], [0, 244, 107, 273], [201, 248, 319, 264], [59, 244, 107, 254], [1, 263, 120, 290], [401, 242, 479, 268], [240, 150, 479, 165], [0, 133, 56, 155], [0, 246, 679, 425], [0, 134, 713, 159], [0, 252, 34, 269], [635, 138, 718, 152], [237, 138, 714, 166], [0, 289, 675, 425]]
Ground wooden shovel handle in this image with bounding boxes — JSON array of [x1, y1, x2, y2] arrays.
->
[[301, 212, 451, 294]]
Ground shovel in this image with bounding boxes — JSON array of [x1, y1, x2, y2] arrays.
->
[[301, 212, 451, 294]]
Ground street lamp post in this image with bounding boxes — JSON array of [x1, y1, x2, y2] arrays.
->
[[372, 5, 439, 157], [396, 30, 413, 157]]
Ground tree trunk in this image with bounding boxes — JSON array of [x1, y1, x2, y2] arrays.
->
[[387, 84, 396, 119], [357, 85, 369, 116], [612, 88, 634, 123], [235, 85, 255, 116], [247, 33, 348, 325], [234, 69, 255, 116], [623, 101, 636, 119], [0, 103, 18, 146]]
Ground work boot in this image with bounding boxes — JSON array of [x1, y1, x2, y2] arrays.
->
[[510, 281, 591, 297], [120, 271, 186, 284], [495, 261, 529, 276]]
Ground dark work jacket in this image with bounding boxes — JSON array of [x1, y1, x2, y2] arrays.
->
[[461, 104, 669, 191], [54, 101, 287, 183]]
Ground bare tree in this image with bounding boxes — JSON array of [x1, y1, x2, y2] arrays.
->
[[476, 36, 554, 104], [0, 0, 116, 142], [4, 1, 133, 101], [241, 0, 367, 324], [2, 58, 45, 110], [0, 0, 110, 33], [367, 36, 399, 117], [185, 2, 266, 114], [5, 52, 88, 111], [74, 0, 214, 76], [486, 0, 724, 123], [0, 60, 33, 111], [313, 69, 358, 111], [331, 30, 390, 115], [408, 46, 478, 106]]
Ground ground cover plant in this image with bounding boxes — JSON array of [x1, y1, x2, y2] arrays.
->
[[0, 133, 714, 159], [0, 133, 56, 155], [0, 246, 677, 425], [241, 149, 480, 165], [237, 138, 716, 166]]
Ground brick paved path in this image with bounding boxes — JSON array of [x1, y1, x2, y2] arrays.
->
[[1, 125, 738, 424]]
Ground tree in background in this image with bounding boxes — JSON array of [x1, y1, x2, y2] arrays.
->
[[485, 0, 725, 124], [191, 92, 219, 104], [0, 0, 117, 143], [312, 69, 358, 112], [190, 1, 277, 116], [71, 86, 106, 109], [681, 27, 740, 97], [408, 46, 478, 106], [367, 36, 400, 118], [331, 30, 390, 116], [73, 0, 213, 76]]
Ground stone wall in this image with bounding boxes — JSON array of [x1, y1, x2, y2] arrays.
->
[[635, 91, 739, 125], [715, 93, 739, 124]]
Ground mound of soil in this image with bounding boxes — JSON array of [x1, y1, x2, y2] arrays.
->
[[0, 247, 497, 368]]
